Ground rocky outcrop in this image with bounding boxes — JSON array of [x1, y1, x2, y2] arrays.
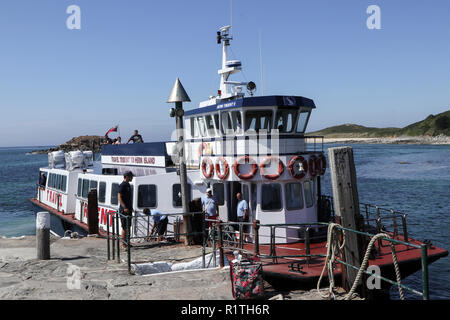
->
[[30, 135, 108, 154]]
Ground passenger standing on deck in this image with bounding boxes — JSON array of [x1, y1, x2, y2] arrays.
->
[[202, 188, 218, 227], [38, 173, 47, 187], [118, 171, 134, 249], [126, 130, 144, 144], [236, 193, 250, 242]]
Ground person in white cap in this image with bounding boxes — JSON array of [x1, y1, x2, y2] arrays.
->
[[202, 187, 219, 230]]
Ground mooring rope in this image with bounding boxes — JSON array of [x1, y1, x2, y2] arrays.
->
[[317, 223, 405, 300]]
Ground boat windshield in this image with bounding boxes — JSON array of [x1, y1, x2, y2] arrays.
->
[[275, 109, 297, 133], [296, 110, 310, 133], [245, 111, 273, 133]]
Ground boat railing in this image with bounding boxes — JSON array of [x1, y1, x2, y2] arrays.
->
[[321, 195, 410, 244], [209, 219, 431, 300], [303, 135, 324, 153]]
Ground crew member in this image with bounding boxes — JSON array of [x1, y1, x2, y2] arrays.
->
[[202, 188, 219, 226], [118, 171, 134, 249], [127, 130, 144, 144], [150, 209, 168, 242]]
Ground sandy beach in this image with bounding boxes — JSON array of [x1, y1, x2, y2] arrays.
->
[[321, 135, 450, 145]]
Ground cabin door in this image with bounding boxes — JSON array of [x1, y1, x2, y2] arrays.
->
[[228, 181, 241, 222], [227, 182, 252, 222]]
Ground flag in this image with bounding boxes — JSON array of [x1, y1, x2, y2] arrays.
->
[[105, 125, 118, 137]]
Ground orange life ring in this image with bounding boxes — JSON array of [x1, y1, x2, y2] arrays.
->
[[309, 155, 317, 177], [316, 154, 326, 175], [198, 142, 207, 157], [233, 156, 258, 180], [288, 156, 308, 179], [260, 156, 284, 180], [201, 157, 214, 179], [215, 157, 230, 180]]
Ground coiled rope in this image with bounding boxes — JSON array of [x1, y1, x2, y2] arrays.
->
[[317, 223, 405, 300]]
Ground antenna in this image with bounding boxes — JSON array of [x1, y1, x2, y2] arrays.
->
[[259, 30, 265, 95], [230, 0, 233, 28]]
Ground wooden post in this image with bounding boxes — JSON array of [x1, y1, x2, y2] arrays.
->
[[328, 147, 366, 294], [87, 189, 99, 235], [36, 212, 50, 260], [253, 220, 260, 257], [217, 220, 224, 268]]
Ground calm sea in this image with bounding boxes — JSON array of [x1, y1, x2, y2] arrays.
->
[[0, 144, 448, 299]]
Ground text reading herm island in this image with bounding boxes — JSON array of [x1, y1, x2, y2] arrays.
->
[[180, 304, 270, 317]]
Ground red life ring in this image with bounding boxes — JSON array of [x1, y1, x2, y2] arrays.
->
[[201, 157, 214, 179], [316, 154, 327, 175], [309, 155, 317, 177], [288, 156, 308, 179], [260, 156, 284, 180], [233, 156, 258, 180], [198, 142, 207, 157], [215, 157, 230, 180]]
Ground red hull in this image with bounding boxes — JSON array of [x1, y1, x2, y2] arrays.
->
[[30, 198, 107, 237], [227, 238, 448, 288]]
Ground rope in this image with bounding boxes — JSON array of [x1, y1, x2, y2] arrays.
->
[[317, 223, 405, 300], [316, 223, 345, 299]]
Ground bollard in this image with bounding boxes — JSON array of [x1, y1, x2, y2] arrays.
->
[[36, 212, 51, 260]]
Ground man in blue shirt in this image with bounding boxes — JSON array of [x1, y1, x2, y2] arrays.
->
[[202, 188, 219, 234], [150, 209, 168, 242], [236, 193, 250, 242], [236, 193, 248, 223]]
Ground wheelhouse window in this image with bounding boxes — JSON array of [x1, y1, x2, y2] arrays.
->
[[98, 182, 106, 204], [197, 116, 207, 137], [172, 183, 192, 208], [275, 109, 297, 133], [245, 111, 273, 133], [221, 112, 235, 134], [212, 183, 225, 206], [138, 184, 157, 208], [303, 180, 314, 208], [77, 178, 82, 197], [261, 183, 282, 211], [285, 183, 304, 210], [190, 118, 199, 138], [296, 110, 310, 133], [231, 111, 243, 134], [205, 114, 217, 136]]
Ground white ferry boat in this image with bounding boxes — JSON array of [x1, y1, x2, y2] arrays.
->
[[31, 26, 447, 288], [31, 25, 326, 242]]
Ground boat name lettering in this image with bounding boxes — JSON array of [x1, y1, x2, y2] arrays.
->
[[111, 156, 156, 164]]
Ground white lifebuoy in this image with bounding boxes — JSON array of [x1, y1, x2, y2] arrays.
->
[[233, 156, 258, 180], [201, 157, 214, 179], [288, 155, 308, 179], [260, 156, 284, 180], [215, 157, 230, 180]]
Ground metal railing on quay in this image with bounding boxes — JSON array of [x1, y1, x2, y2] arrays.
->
[[105, 210, 206, 274], [102, 206, 431, 299], [330, 223, 430, 300]]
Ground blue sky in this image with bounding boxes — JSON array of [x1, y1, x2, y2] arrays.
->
[[0, 0, 449, 147]]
